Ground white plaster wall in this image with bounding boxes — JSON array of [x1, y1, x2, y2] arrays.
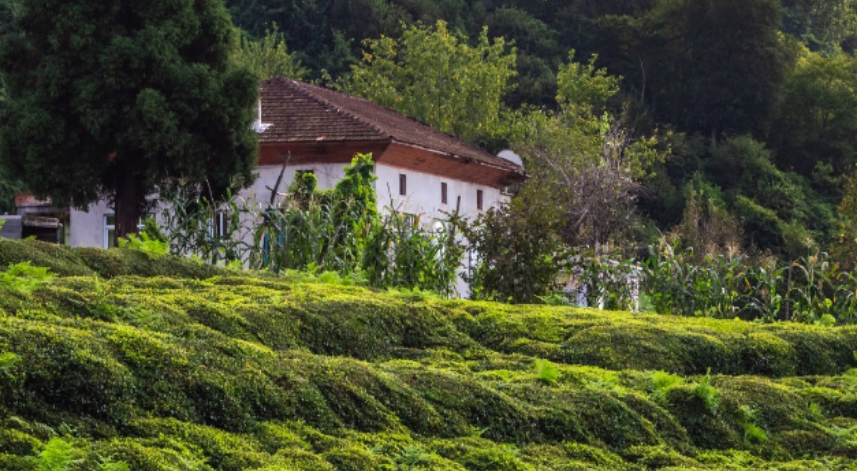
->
[[241, 163, 347, 205], [232, 163, 348, 248], [68, 164, 348, 250], [374, 163, 507, 297], [70, 199, 171, 249], [70, 200, 112, 248], [374, 163, 504, 221]]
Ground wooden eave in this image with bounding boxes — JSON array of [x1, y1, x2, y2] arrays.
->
[[259, 139, 526, 189], [377, 141, 526, 189], [259, 140, 390, 166]]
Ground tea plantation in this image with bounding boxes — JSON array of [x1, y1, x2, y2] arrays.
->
[[1, 240, 857, 470]]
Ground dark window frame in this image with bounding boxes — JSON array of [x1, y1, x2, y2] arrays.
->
[[214, 210, 228, 238]]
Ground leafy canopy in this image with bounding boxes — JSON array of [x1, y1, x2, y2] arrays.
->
[[235, 23, 307, 80], [510, 53, 664, 249], [0, 0, 260, 239], [343, 20, 516, 146]]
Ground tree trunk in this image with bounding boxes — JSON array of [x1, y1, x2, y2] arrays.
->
[[114, 155, 143, 244]]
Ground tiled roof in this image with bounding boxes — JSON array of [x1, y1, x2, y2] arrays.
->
[[259, 78, 523, 173], [14, 194, 51, 208]]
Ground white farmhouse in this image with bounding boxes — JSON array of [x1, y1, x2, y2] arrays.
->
[[68, 78, 525, 248], [9, 79, 525, 293]]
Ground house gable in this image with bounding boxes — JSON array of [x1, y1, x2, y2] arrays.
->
[[258, 78, 525, 189]]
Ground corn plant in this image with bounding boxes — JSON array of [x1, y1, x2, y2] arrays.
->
[[159, 182, 257, 265], [788, 253, 857, 324], [253, 156, 377, 274], [643, 242, 857, 324], [362, 207, 465, 297], [644, 243, 708, 316], [244, 154, 464, 296]]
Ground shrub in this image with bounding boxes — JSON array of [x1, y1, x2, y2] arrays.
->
[[0, 241, 857, 470], [692, 370, 720, 415], [534, 359, 560, 385], [0, 262, 53, 295], [116, 233, 169, 260]]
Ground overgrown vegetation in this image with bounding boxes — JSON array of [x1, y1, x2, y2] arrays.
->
[[158, 154, 464, 297], [1, 241, 857, 469], [214, 0, 857, 259], [209, 0, 857, 294], [644, 244, 857, 324]]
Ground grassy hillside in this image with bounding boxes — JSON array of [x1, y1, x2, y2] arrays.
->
[[1, 240, 857, 470]]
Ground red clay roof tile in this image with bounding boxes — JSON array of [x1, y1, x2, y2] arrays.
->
[[259, 78, 523, 174]]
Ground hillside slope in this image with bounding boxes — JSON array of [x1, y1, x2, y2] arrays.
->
[[1, 240, 857, 470]]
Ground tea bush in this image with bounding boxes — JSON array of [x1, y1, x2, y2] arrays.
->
[[0, 241, 856, 469]]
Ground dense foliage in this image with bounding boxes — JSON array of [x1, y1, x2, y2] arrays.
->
[[460, 186, 568, 303], [219, 0, 857, 262], [159, 154, 465, 296], [2, 242, 857, 469], [234, 23, 307, 80], [0, 0, 259, 240], [644, 245, 857, 324], [342, 20, 516, 147]]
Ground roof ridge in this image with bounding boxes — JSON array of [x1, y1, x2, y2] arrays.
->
[[286, 80, 391, 141]]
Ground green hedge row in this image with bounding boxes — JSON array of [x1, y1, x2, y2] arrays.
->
[[24, 275, 857, 378], [453, 302, 857, 376], [0, 239, 223, 279], [0, 241, 855, 469]]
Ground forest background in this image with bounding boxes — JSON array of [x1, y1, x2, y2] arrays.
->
[[4, 0, 857, 309], [218, 0, 857, 266]]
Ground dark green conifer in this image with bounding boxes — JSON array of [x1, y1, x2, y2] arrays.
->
[[0, 0, 259, 240]]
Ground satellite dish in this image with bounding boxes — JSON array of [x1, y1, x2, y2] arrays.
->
[[497, 149, 523, 167]]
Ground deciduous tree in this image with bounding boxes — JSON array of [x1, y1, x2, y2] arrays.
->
[[235, 23, 307, 80], [773, 51, 857, 178], [513, 53, 664, 251], [344, 20, 516, 147]]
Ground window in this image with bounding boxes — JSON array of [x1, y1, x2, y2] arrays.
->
[[476, 189, 484, 210], [214, 211, 228, 238], [441, 182, 448, 204], [399, 174, 407, 196], [103, 214, 145, 249], [103, 215, 115, 249], [402, 212, 417, 227]]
